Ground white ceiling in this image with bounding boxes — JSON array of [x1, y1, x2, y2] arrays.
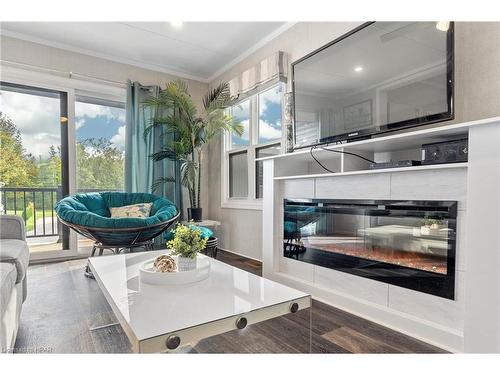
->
[[0, 22, 293, 82]]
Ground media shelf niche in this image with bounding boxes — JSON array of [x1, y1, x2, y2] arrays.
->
[[273, 162, 468, 181], [256, 119, 479, 180]]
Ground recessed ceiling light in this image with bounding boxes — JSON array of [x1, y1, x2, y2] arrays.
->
[[354, 66, 363, 72], [436, 21, 450, 32], [170, 21, 183, 29]]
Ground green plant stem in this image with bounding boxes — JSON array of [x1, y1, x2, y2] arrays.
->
[[190, 135, 197, 208], [187, 183, 193, 209], [197, 149, 201, 208]]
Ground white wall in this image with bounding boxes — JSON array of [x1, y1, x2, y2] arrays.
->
[[207, 22, 500, 260]]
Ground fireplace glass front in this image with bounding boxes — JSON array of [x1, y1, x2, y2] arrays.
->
[[283, 199, 457, 299]]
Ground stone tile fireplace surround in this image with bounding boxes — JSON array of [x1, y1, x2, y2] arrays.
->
[[260, 117, 500, 353]]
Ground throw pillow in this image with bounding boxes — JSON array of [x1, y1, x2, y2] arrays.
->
[[110, 203, 152, 218]]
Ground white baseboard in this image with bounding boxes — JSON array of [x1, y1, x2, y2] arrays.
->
[[217, 247, 263, 263]]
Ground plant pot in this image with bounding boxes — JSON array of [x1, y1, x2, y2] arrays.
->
[[177, 256, 197, 272], [187, 207, 202, 222]]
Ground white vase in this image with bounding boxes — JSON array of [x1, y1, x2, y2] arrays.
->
[[177, 256, 197, 271]]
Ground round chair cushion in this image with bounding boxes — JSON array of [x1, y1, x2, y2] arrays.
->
[[55, 192, 178, 229]]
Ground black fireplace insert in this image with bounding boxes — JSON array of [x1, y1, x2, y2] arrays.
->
[[283, 199, 457, 299]]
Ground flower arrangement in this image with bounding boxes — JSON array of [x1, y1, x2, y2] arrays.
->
[[166, 223, 208, 260]]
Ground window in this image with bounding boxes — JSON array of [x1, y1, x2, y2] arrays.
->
[[0, 82, 68, 253], [1, 67, 126, 260], [223, 83, 284, 208], [229, 151, 248, 198], [75, 95, 126, 192]]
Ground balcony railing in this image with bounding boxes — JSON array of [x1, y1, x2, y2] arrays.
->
[[0, 187, 120, 238]]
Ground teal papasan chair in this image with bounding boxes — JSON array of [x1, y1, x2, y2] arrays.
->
[[55, 192, 180, 277]]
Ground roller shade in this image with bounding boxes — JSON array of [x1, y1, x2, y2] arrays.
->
[[228, 51, 288, 98]]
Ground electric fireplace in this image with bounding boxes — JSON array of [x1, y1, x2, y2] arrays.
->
[[283, 199, 457, 299]]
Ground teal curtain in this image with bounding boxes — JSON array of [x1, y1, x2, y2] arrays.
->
[[124, 81, 183, 214]]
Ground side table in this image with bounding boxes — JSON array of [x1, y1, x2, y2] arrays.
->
[[182, 219, 221, 259]]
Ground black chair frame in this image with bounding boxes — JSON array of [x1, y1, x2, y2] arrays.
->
[[59, 212, 180, 277]]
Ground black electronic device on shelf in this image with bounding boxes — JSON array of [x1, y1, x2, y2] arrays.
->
[[422, 138, 468, 165], [369, 160, 422, 170]]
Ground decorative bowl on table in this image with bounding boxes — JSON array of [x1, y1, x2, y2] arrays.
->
[[139, 254, 210, 285]]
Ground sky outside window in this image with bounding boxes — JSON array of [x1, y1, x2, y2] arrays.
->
[[0, 89, 60, 160], [231, 99, 250, 147], [75, 100, 126, 152], [258, 85, 282, 143]]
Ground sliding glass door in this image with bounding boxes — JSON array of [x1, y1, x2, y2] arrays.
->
[[74, 95, 126, 252], [0, 82, 70, 253]]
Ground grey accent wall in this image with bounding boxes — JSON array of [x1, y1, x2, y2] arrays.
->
[[207, 22, 500, 260]]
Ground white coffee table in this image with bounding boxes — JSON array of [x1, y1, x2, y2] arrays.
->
[[89, 250, 311, 353]]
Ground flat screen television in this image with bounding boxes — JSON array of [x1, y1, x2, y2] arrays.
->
[[292, 22, 454, 149]]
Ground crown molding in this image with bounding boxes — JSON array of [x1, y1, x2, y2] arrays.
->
[[1, 22, 297, 85], [207, 22, 297, 83], [0, 29, 210, 83]]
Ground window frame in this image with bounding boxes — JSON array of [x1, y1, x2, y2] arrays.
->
[[221, 83, 284, 210]]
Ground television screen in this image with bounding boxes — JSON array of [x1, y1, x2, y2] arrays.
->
[[292, 22, 454, 148]]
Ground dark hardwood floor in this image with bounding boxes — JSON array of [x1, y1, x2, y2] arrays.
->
[[216, 249, 263, 276], [14, 250, 446, 353]]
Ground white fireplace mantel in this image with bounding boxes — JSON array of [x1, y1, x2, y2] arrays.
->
[[261, 116, 500, 353]]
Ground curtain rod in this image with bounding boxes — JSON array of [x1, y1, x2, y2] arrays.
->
[[0, 59, 127, 88]]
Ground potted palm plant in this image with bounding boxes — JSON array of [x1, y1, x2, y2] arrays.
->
[[144, 80, 242, 221]]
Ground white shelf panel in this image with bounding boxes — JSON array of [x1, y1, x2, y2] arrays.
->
[[257, 116, 500, 163], [273, 162, 468, 181]]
